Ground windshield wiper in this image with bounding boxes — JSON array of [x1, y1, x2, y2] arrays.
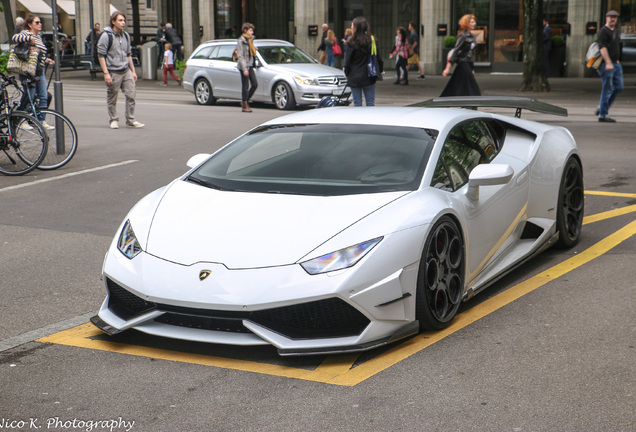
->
[[186, 176, 231, 191]]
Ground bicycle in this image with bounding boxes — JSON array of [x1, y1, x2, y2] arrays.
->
[[0, 73, 48, 176], [16, 72, 78, 170]]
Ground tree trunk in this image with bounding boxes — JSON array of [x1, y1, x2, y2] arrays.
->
[[131, 0, 140, 46], [192, 0, 200, 49], [519, 0, 550, 92], [2, 0, 15, 36]]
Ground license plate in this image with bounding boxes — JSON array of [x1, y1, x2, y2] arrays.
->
[[333, 89, 344, 95]]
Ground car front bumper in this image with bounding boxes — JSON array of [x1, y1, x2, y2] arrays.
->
[[95, 229, 423, 355]]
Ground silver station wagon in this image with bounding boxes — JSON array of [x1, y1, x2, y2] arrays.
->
[[182, 39, 349, 110]]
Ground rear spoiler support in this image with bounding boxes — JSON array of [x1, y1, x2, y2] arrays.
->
[[410, 96, 568, 118]]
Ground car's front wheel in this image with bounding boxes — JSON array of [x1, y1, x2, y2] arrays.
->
[[195, 78, 216, 105], [556, 157, 584, 248], [416, 216, 465, 331], [273, 82, 296, 110]]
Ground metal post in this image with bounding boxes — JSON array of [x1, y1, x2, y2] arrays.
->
[[50, 0, 65, 154]]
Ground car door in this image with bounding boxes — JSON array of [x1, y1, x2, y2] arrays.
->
[[431, 119, 528, 283], [252, 53, 275, 101], [208, 44, 241, 98]]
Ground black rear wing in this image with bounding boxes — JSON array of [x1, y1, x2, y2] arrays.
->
[[410, 96, 568, 118]]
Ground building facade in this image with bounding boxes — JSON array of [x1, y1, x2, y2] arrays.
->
[[2, 0, 634, 77]]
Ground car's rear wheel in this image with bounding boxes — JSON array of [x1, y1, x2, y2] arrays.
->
[[195, 78, 216, 105], [416, 216, 465, 331], [556, 157, 584, 248], [273, 82, 296, 110]]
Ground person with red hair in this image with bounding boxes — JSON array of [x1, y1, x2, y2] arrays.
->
[[440, 14, 481, 97]]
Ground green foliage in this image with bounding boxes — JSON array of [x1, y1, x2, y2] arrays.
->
[[174, 59, 185, 77], [0, 50, 9, 75], [551, 36, 565, 47], [444, 36, 457, 48]]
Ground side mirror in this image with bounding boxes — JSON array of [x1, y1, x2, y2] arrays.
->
[[466, 164, 514, 200], [186, 153, 211, 169]]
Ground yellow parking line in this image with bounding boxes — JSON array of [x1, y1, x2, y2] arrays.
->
[[584, 204, 636, 225], [585, 190, 636, 198], [38, 196, 636, 386], [583, 190, 636, 225]]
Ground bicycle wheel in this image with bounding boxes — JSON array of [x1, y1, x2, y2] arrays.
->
[[0, 112, 48, 176], [36, 109, 78, 170]]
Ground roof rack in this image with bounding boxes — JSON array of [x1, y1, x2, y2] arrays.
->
[[410, 96, 568, 118]]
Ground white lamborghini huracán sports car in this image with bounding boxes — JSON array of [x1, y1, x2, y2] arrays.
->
[[92, 97, 584, 356]]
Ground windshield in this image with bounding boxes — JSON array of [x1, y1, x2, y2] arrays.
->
[[188, 124, 436, 196], [259, 46, 316, 64]]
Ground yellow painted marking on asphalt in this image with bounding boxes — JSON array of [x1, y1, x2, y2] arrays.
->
[[583, 190, 636, 225], [38, 323, 355, 384], [585, 190, 636, 198], [37, 194, 636, 386], [584, 205, 636, 225]]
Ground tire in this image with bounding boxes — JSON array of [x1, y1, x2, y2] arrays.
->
[[273, 82, 296, 110], [35, 109, 78, 170], [415, 216, 465, 331], [195, 78, 216, 105], [556, 157, 584, 248], [0, 112, 48, 176]]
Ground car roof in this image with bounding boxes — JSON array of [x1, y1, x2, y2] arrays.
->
[[197, 39, 294, 47], [259, 107, 486, 130]]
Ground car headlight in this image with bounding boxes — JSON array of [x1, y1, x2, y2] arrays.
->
[[294, 76, 317, 86], [300, 237, 383, 275], [117, 220, 142, 259]]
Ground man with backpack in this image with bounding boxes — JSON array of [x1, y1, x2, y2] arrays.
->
[[97, 11, 144, 129], [596, 10, 623, 123]]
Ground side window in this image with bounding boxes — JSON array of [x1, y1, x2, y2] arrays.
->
[[192, 46, 215, 59], [213, 45, 237, 62], [431, 120, 500, 191]]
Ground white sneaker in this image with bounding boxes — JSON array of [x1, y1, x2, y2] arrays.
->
[[20, 123, 34, 131], [126, 120, 145, 128], [41, 121, 55, 131], [110, 121, 119, 129]]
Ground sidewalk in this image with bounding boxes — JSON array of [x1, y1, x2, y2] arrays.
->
[[56, 68, 635, 118]]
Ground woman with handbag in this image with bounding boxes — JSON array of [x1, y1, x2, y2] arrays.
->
[[325, 30, 338, 67], [344, 16, 382, 106], [12, 15, 55, 129]]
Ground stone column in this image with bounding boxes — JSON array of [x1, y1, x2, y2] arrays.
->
[[294, 0, 327, 61], [420, 0, 451, 75], [75, 0, 111, 55], [566, 0, 602, 77]]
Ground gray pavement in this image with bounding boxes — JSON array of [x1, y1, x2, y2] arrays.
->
[[0, 68, 635, 432]]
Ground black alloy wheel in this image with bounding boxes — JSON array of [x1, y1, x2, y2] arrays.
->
[[556, 157, 584, 248], [416, 216, 465, 331]]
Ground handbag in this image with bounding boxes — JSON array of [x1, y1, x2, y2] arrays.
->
[[333, 41, 342, 57], [367, 36, 379, 78], [14, 41, 31, 61], [7, 44, 40, 77]]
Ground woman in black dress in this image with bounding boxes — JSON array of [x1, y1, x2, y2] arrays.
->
[[441, 14, 481, 97]]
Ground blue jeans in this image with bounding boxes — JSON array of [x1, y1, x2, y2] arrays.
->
[[327, 52, 335, 67], [598, 62, 623, 118], [20, 72, 47, 121], [351, 85, 376, 106]]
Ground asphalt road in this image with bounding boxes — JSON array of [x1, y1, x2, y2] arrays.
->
[[0, 71, 635, 432]]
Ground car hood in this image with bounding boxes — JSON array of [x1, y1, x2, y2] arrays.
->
[[145, 180, 405, 268], [265, 62, 345, 77]]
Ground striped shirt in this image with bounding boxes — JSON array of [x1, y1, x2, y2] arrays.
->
[[12, 30, 47, 69]]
